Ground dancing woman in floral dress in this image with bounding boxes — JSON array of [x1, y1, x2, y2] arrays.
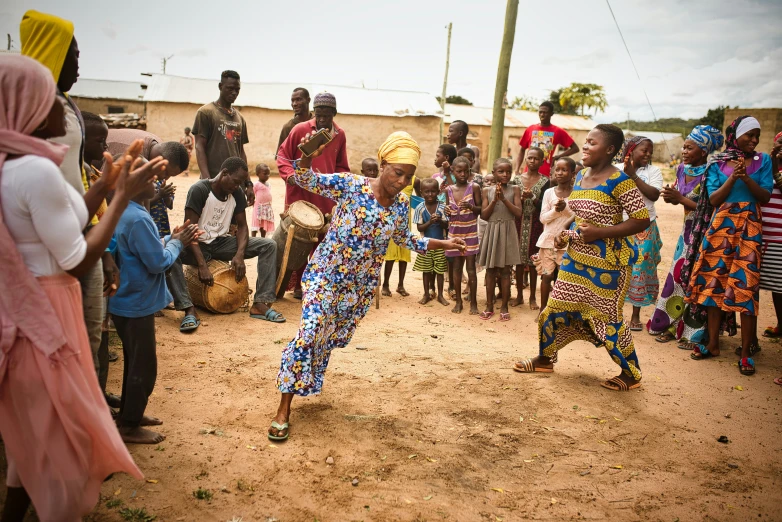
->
[[268, 132, 465, 441]]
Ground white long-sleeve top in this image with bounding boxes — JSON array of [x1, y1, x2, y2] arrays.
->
[[537, 187, 575, 249], [1, 155, 88, 276]]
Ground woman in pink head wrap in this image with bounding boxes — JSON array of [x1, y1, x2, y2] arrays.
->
[[0, 54, 163, 522]]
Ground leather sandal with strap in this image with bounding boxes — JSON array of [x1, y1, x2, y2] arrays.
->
[[739, 357, 756, 376], [513, 358, 554, 373], [600, 376, 642, 391]]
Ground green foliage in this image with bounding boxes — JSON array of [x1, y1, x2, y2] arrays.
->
[[558, 83, 608, 116], [193, 487, 213, 501], [699, 105, 731, 132], [611, 117, 697, 136], [436, 95, 473, 106], [106, 499, 123, 509], [508, 94, 539, 111], [548, 89, 578, 115], [118, 507, 156, 521]]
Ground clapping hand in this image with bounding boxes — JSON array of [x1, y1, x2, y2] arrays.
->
[[554, 231, 569, 250], [495, 182, 505, 202], [172, 219, 202, 247], [732, 158, 747, 179], [624, 153, 638, 179], [444, 237, 466, 253], [661, 185, 682, 205], [521, 188, 533, 200], [554, 198, 566, 212], [578, 222, 602, 243]]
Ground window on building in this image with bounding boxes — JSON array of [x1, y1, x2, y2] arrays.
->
[[107, 106, 125, 114]]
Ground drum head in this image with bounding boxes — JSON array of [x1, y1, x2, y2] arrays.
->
[[288, 201, 324, 230]]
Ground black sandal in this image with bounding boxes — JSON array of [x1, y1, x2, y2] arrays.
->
[[735, 340, 761, 357]]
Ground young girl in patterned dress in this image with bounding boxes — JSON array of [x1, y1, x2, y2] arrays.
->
[[684, 116, 773, 376], [251, 163, 275, 237], [514, 124, 651, 392], [445, 157, 481, 314], [512, 147, 550, 310]]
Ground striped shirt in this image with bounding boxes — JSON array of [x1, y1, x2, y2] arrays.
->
[[762, 171, 782, 243]]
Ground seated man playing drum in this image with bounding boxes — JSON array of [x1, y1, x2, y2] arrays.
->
[[168, 157, 285, 332]]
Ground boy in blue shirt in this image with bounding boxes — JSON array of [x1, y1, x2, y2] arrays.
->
[[110, 176, 199, 444], [413, 177, 449, 306]]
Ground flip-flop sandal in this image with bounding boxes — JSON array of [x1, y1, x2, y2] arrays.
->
[[678, 341, 695, 350], [690, 345, 716, 360], [734, 341, 761, 357], [739, 357, 756, 376], [763, 325, 781, 338], [479, 311, 494, 320], [600, 376, 642, 391], [774, 377, 782, 386], [396, 289, 410, 297], [656, 332, 675, 343], [513, 358, 554, 373], [629, 322, 643, 332], [250, 309, 286, 323], [179, 314, 200, 333], [500, 312, 511, 322], [267, 421, 289, 442]]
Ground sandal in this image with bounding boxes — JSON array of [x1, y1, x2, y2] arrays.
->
[[656, 332, 675, 343], [500, 312, 511, 322], [513, 358, 553, 373], [179, 314, 200, 333], [629, 322, 643, 332], [267, 421, 289, 442], [690, 345, 716, 360], [479, 311, 494, 321], [763, 325, 781, 338], [774, 377, 782, 386], [734, 341, 761, 357], [600, 376, 642, 391], [739, 357, 755, 376], [250, 308, 286, 323]]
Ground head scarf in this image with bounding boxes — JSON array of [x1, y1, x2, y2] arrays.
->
[[774, 131, 782, 143], [735, 117, 760, 141], [709, 115, 760, 164], [0, 54, 69, 363], [313, 92, 337, 110], [616, 135, 652, 164], [20, 10, 74, 85], [687, 125, 724, 155], [377, 131, 421, 167]]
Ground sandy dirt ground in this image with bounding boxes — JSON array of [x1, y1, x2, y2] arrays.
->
[[2, 169, 782, 522]]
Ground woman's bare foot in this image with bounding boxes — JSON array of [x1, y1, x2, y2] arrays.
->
[[140, 415, 163, 427], [510, 295, 524, 307], [529, 299, 539, 311], [469, 304, 480, 315], [452, 301, 463, 314], [418, 294, 431, 305], [119, 426, 166, 445], [437, 295, 449, 306], [396, 287, 410, 297], [381, 287, 392, 297]]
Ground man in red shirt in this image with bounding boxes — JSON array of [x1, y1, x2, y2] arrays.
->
[[514, 101, 579, 177], [276, 92, 350, 296]]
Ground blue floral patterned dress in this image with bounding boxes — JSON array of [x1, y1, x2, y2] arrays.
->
[[277, 169, 429, 396]]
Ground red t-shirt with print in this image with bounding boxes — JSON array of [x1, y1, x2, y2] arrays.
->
[[519, 124, 575, 176]]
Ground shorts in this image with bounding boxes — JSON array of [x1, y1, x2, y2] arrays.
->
[[533, 248, 564, 276], [413, 249, 447, 275]]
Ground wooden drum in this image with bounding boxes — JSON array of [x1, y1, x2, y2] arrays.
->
[[184, 259, 250, 314], [273, 200, 325, 297]]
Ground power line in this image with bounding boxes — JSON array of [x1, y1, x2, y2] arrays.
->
[[605, 0, 673, 159]]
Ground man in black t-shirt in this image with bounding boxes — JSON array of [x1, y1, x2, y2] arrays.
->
[[167, 158, 285, 332]]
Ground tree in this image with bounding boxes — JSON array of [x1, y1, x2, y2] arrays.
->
[[557, 83, 608, 116], [548, 89, 578, 115], [436, 95, 473, 106], [699, 105, 730, 132], [508, 95, 539, 111]]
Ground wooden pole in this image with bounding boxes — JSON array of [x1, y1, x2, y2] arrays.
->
[[439, 23, 452, 145], [275, 225, 296, 296], [487, 0, 519, 168]]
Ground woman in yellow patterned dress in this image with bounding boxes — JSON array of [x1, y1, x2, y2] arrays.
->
[[514, 124, 651, 391]]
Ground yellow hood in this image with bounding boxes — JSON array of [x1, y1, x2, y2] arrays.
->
[[20, 10, 74, 84]]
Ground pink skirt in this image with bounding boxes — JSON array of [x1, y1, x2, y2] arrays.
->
[[0, 274, 142, 522]]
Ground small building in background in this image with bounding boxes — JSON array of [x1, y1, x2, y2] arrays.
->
[[443, 103, 595, 166], [69, 79, 146, 117], [723, 108, 782, 154], [622, 130, 684, 164]]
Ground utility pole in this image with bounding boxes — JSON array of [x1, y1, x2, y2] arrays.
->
[[7, 34, 13, 51], [162, 54, 174, 74], [439, 23, 452, 144], [488, 0, 519, 168]]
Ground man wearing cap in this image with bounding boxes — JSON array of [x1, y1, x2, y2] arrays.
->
[[276, 92, 350, 297]]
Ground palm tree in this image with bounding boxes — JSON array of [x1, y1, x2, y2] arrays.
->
[[558, 83, 608, 116], [508, 95, 539, 111]]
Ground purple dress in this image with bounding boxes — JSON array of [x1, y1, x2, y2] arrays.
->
[[445, 183, 479, 257]]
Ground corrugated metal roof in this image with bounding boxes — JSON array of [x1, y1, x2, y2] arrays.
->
[[69, 79, 146, 101], [142, 74, 443, 118], [444, 103, 595, 131]]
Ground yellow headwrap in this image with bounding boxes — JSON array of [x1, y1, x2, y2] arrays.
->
[[377, 131, 421, 167], [20, 10, 74, 84]]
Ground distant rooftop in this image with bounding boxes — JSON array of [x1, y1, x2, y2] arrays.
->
[[141, 74, 443, 118], [69, 78, 146, 101], [444, 103, 595, 131], [623, 129, 684, 142]]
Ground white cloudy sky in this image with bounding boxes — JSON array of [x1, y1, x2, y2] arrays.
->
[[2, 0, 780, 123]]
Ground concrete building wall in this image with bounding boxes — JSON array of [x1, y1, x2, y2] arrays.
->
[[145, 102, 441, 176], [723, 108, 782, 154], [71, 97, 146, 116]]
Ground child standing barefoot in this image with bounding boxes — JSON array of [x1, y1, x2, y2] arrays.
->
[[512, 147, 550, 310], [251, 164, 275, 238], [534, 158, 576, 313], [445, 157, 481, 314], [414, 178, 449, 306], [478, 159, 521, 321]]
